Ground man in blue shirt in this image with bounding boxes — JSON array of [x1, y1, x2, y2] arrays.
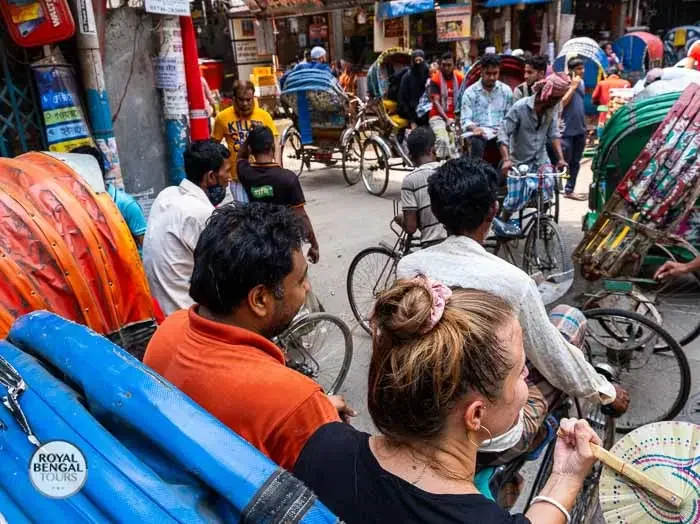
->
[[71, 145, 147, 252], [460, 54, 513, 160], [561, 58, 587, 200]]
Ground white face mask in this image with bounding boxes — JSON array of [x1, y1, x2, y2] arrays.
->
[[478, 410, 525, 453]]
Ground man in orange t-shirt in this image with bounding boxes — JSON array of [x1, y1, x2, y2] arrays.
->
[[592, 67, 631, 106], [144, 203, 354, 471], [592, 67, 631, 127]]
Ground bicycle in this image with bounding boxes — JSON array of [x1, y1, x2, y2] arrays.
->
[[347, 200, 419, 334], [486, 165, 572, 282], [274, 293, 354, 396], [486, 307, 690, 522]]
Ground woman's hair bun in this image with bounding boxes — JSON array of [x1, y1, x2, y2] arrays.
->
[[372, 280, 434, 339]]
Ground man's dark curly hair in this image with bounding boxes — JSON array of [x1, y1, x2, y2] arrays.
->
[[190, 203, 304, 314], [428, 157, 499, 234], [481, 53, 501, 70]]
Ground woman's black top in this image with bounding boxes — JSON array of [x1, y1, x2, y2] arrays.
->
[[293, 422, 532, 524]]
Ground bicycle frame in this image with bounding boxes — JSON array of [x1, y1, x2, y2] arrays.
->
[[491, 166, 567, 270]]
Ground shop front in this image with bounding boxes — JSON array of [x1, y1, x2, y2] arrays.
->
[[479, 0, 556, 56], [374, 0, 473, 62]]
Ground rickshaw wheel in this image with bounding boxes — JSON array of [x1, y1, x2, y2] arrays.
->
[[342, 131, 363, 186], [281, 128, 305, 177], [360, 137, 390, 197]]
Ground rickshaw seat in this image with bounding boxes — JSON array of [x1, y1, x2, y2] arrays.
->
[[390, 115, 409, 129], [383, 99, 398, 114]]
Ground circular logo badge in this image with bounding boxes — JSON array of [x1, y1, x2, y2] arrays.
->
[[29, 441, 88, 499]]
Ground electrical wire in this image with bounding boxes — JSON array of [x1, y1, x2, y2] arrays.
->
[[111, 15, 146, 123]]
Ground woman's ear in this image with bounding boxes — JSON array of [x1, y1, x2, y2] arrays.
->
[[463, 399, 485, 433]]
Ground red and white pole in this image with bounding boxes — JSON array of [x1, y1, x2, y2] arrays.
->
[[180, 15, 209, 141]]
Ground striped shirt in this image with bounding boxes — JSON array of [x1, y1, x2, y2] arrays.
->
[[400, 162, 447, 247]]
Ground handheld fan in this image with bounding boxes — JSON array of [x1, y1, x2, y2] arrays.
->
[[600, 421, 700, 523]]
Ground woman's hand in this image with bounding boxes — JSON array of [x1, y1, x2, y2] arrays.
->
[[551, 418, 601, 480]]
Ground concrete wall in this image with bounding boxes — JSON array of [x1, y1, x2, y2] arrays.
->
[[103, 7, 169, 216]]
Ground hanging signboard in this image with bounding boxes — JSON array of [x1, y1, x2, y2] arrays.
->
[[384, 18, 404, 39], [0, 0, 76, 47], [436, 3, 472, 42], [144, 0, 190, 17], [234, 39, 267, 65]]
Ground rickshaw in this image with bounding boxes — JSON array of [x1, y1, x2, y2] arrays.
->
[[663, 25, 700, 66], [574, 84, 700, 348], [0, 152, 157, 359], [359, 47, 415, 196], [279, 67, 374, 186], [553, 37, 608, 116], [0, 311, 338, 522], [613, 31, 664, 82]]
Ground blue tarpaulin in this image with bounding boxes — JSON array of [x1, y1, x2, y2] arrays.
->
[[485, 0, 550, 7], [377, 0, 435, 20]]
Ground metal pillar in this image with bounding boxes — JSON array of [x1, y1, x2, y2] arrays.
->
[[157, 17, 189, 185], [71, 0, 124, 188]]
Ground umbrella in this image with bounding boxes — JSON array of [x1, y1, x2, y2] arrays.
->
[[600, 421, 700, 523]]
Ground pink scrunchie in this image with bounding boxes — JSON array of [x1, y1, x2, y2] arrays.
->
[[414, 275, 453, 334]]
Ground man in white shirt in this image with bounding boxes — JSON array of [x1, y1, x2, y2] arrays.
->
[[143, 140, 231, 316], [397, 157, 629, 464]]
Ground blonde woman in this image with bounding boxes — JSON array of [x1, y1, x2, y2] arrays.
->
[[294, 279, 600, 523]]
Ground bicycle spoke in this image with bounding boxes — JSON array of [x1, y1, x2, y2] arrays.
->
[[584, 309, 690, 432], [282, 315, 352, 395], [348, 248, 398, 333]]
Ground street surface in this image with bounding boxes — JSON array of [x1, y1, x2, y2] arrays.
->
[[296, 155, 700, 512]]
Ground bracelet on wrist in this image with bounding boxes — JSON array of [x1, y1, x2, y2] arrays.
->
[[531, 495, 571, 524]]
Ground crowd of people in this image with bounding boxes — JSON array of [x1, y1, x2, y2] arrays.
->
[[63, 43, 656, 523], [131, 146, 630, 522], [385, 50, 594, 201]]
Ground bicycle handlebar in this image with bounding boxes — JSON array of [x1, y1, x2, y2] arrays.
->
[[507, 166, 569, 179]]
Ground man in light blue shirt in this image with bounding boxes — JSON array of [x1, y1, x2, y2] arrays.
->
[[460, 54, 513, 159]]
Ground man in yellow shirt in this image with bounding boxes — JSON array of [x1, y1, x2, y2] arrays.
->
[[212, 80, 278, 203]]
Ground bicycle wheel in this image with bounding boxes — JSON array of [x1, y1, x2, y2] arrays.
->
[[278, 312, 353, 395], [522, 217, 572, 280], [342, 130, 363, 186], [636, 274, 700, 347], [347, 246, 399, 334], [583, 308, 691, 433], [281, 128, 304, 177], [360, 138, 390, 196]]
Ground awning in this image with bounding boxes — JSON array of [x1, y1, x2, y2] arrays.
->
[[377, 0, 435, 20], [484, 0, 550, 7]]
